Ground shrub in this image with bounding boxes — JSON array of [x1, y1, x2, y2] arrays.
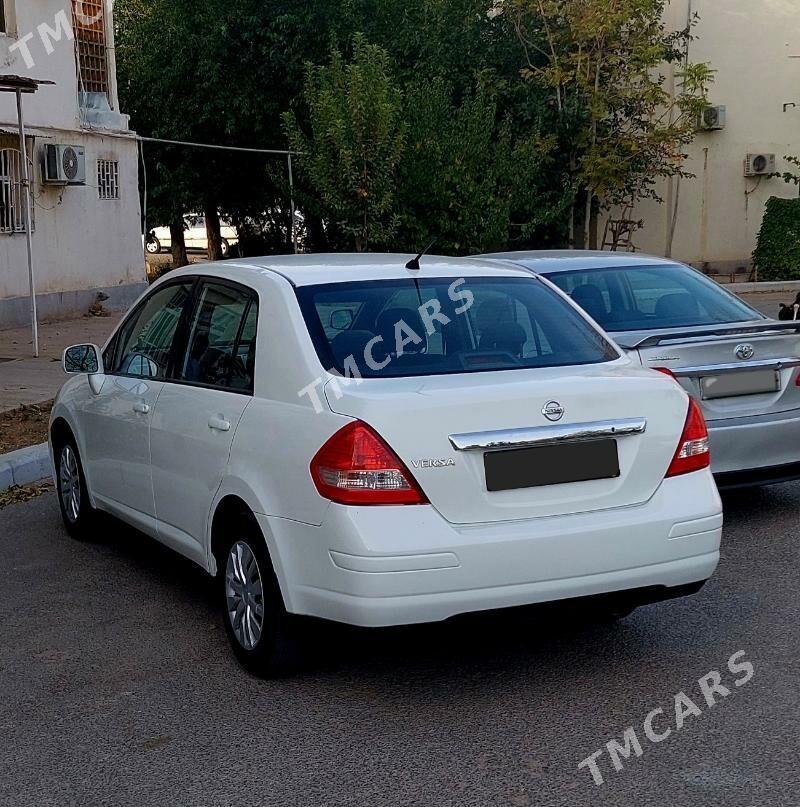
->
[[753, 196, 800, 281]]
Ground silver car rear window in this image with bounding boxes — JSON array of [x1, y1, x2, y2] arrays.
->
[[545, 263, 763, 332]]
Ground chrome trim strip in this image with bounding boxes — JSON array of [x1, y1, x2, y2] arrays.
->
[[620, 322, 800, 350], [672, 357, 800, 378], [449, 418, 647, 452]]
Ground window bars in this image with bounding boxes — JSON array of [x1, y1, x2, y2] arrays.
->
[[0, 146, 34, 235], [97, 159, 119, 199], [72, 0, 109, 96]]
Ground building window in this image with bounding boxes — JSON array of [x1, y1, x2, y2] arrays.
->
[[72, 0, 109, 97], [0, 2, 6, 34], [97, 159, 119, 200], [0, 135, 34, 235]]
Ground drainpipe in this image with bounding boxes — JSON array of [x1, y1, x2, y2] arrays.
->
[[16, 88, 38, 358]]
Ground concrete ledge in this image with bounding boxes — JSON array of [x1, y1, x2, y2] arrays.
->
[[724, 280, 800, 294], [0, 282, 148, 329], [0, 443, 52, 490]]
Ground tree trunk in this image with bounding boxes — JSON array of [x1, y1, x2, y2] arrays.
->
[[305, 212, 328, 252], [170, 219, 188, 268], [589, 202, 599, 250], [205, 207, 223, 260], [583, 189, 593, 251]]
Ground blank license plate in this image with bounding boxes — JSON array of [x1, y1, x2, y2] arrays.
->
[[484, 440, 620, 492], [700, 369, 779, 400]]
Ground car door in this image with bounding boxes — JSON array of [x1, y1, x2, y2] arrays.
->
[[79, 280, 196, 528], [149, 279, 258, 556]]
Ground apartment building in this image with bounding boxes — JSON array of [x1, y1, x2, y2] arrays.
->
[[0, 0, 144, 327]]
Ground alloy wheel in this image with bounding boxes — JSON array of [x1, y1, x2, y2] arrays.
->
[[59, 445, 81, 524], [225, 540, 265, 651]]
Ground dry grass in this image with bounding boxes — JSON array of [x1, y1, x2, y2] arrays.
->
[[0, 400, 53, 455], [0, 480, 53, 510]]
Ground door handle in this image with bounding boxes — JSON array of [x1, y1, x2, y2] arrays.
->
[[208, 416, 231, 432], [133, 402, 151, 414]]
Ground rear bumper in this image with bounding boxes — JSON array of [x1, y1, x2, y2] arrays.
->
[[708, 407, 800, 478], [258, 471, 722, 627]]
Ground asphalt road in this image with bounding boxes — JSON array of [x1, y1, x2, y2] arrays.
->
[[1, 486, 799, 807]]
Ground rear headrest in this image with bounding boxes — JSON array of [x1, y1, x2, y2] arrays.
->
[[375, 307, 427, 355], [570, 284, 607, 322], [330, 330, 376, 368], [654, 293, 699, 321]]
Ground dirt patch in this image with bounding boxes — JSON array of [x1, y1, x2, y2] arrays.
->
[[0, 401, 53, 454], [0, 481, 53, 510]]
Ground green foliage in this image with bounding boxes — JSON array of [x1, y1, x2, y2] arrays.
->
[[396, 77, 558, 254], [505, 0, 712, 244], [753, 197, 800, 281], [284, 36, 406, 251]]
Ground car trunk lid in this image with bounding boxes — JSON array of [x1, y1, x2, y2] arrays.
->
[[324, 363, 689, 525]]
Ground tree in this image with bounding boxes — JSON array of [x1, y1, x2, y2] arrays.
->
[[284, 36, 407, 251], [395, 76, 558, 254], [505, 0, 713, 247]]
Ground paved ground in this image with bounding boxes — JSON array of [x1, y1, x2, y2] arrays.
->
[[1, 485, 798, 807], [0, 314, 122, 412]]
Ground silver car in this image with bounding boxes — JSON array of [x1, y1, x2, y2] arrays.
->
[[482, 251, 800, 489]]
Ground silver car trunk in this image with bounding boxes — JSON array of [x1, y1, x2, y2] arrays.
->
[[621, 321, 800, 422]]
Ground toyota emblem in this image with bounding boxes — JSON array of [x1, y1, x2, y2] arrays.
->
[[542, 401, 565, 422], [735, 343, 755, 361]]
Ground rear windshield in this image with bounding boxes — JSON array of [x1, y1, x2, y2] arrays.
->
[[296, 276, 619, 379], [545, 263, 764, 333]]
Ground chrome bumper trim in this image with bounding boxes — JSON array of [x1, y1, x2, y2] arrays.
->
[[449, 418, 647, 452], [672, 357, 800, 378]]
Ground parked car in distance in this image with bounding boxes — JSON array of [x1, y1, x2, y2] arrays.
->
[[50, 254, 722, 676], [146, 214, 239, 257], [482, 251, 800, 488]]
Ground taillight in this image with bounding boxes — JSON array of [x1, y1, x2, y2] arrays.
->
[[654, 367, 677, 379], [310, 421, 429, 505], [666, 398, 711, 478]]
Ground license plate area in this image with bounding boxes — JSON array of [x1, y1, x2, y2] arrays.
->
[[484, 439, 620, 492], [700, 369, 779, 400]]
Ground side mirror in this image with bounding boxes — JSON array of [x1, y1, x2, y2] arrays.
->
[[330, 309, 354, 331], [63, 343, 103, 375]]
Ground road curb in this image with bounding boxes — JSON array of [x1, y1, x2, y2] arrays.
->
[[726, 280, 800, 294], [0, 443, 52, 491]]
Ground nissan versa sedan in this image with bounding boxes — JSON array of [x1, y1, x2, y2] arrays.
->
[[483, 251, 800, 488], [50, 254, 722, 676]]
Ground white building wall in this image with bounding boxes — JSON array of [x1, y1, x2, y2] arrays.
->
[[613, 0, 800, 272], [0, 0, 145, 326]]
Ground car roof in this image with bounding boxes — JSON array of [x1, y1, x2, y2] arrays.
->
[[167, 253, 534, 288], [481, 250, 679, 274]]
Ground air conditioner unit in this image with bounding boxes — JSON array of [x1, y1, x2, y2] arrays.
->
[[698, 105, 726, 131], [43, 144, 86, 185], [744, 153, 776, 177]]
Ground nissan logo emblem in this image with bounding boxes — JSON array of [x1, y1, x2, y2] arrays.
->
[[542, 401, 565, 422], [735, 343, 755, 361]]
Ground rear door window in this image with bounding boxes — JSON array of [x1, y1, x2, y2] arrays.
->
[[176, 281, 258, 392]]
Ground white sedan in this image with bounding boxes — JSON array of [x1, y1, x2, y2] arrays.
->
[[146, 214, 239, 257], [50, 254, 722, 676]]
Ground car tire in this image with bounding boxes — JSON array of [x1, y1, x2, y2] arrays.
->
[[220, 238, 230, 258], [55, 438, 98, 540], [219, 514, 304, 677], [146, 237, 161, 254]]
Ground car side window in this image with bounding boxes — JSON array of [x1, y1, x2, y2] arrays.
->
[[176, 281, 257, 392], [112, 282, 194, 378]]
